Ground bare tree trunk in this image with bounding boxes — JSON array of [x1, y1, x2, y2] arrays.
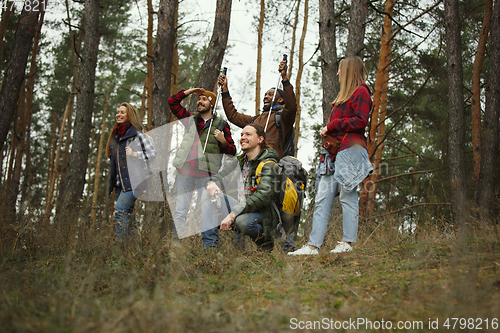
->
[[346, 0, 368, 57], [0, 7, 40, 153], [471, 0, 492, 194], [61, 0, 100, 218], [319, 0, 339, 125], [478, 0, 500, 219], [6, 81, 25, 218], [56, 13, 85, 215], [44, 109, 59, 225], [0, 0, 14, 75], [294, 0, 308, 154], [288, 0, 301, 79], [16, 9, 44, 219], [445, 0, 468, 226], [91, 71, 114, 227], [360, 0, 394, 216], [365, 0, 394, 215], [255, 0, 265, 115], [188, 0, 232, 113], [85, 114, 97, 211], [144, 0, 154, 130], [152, 0, 177, 129]]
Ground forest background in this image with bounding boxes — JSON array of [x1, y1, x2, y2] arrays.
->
[[0, 0, 499, 331]]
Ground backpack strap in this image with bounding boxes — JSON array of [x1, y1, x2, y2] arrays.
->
[[251, 114, 260, 123], [274, 109, 282, 149], [252, 159, 278, 186]]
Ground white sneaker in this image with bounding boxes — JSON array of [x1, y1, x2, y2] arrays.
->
[[287, 245, 319, 255], [330, 241, 352, 254]]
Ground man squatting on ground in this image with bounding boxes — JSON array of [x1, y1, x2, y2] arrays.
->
[[203, 124, 282, 250], [168, 88, 236, 247], [218, 60, 296, 159]]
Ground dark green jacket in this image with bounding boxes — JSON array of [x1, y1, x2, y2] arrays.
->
[[206, 148, 281, 242]]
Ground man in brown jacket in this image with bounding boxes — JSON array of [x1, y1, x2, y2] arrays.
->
[[217, 61, 297, 158]]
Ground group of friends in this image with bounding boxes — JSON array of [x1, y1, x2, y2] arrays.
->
[[105, 56, 373, 255]]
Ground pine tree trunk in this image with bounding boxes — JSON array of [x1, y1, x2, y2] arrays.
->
[[44, 109, 59, 226], [471, 0, 492, 193], [444, 0, 468, 226], [360, 0, 394, 216], [56, 13, 85, 215], [5, 81, 25, 219], [9, 80, 26, 218], [319, 0, 338, 126], [478, 0, 500, 219], [255, 0, 265, 115], [0, 7, 40, 153], [346, 0, 368, 57], [144, 0, 154, 130], [17, 9, 44, 218], [365, 0, 394, 215], [151, 0, 177, 129], [0, 1, 14, 74], [288, 0, 301, 79], [61, 0, 100, 218], [91, 71, 114, 227], [294, 0, 308, 154], [188, 0, 232, 113]]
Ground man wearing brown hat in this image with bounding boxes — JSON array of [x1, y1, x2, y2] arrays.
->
[[169, 87, 236, 247]]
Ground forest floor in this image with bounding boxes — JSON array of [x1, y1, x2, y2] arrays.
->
[[0, 217, 499, 332]]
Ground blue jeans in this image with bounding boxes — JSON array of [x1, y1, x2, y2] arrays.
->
[[174, 169, 219, 246], [201, 191, 263, 240], [114, 188, 138, 239], [308, 173, 359, 249]]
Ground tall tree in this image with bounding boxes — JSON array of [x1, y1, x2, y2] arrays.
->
[[0, 6, 40, 154], [151, 0, 177, 129], [188, 0, 232, 113], [9, 8, 45, 218], [365, 0, 394, 215], [144, 0, 154, 130], [55, 10, 85, 215], [0, 0, 14, 74], [61, 0, 100, 217], [255, 0, 265, 115], [319, 0, 339, 125], [346, 0, 368, 57], [471, 0, 492, 193], [288, 0, 301, 79], [294, 0, 308, 153], [478, 0, 500, 219], [444, 0, 468, 226]]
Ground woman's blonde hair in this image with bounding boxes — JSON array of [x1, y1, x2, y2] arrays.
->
[[105, 102, 144, 158], [331, 56, 368, 106]]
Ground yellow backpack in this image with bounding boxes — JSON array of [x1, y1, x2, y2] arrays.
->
[[254, 156, 308, 236]]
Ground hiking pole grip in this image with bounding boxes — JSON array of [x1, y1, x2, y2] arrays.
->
[[222, 67, 227, 76]]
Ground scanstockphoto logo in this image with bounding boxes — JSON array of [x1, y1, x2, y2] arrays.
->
[[289, 317, 425, 330], [125, 118, 244, 239]]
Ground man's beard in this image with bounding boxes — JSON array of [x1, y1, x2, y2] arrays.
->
[[198, 104, 211, 114]]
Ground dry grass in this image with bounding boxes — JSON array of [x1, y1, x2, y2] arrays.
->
[[1, 211, 499, 332]]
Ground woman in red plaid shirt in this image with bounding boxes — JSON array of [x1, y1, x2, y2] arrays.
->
[[289, 56, 374, 256]]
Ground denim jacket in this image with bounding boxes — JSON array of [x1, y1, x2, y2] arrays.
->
[[318, 144, 373, 191]]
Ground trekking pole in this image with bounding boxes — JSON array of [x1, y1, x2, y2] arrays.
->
[[203, 67, 228, 154], [264, 54, 287, 133]]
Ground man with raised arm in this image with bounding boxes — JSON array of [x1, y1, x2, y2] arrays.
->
[[169, 87, 236, 247], [218, 60, 297, 158]]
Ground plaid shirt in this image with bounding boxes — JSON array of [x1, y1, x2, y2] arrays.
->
[[321, 83, 372, 162], [169, 90, 236, 177]]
